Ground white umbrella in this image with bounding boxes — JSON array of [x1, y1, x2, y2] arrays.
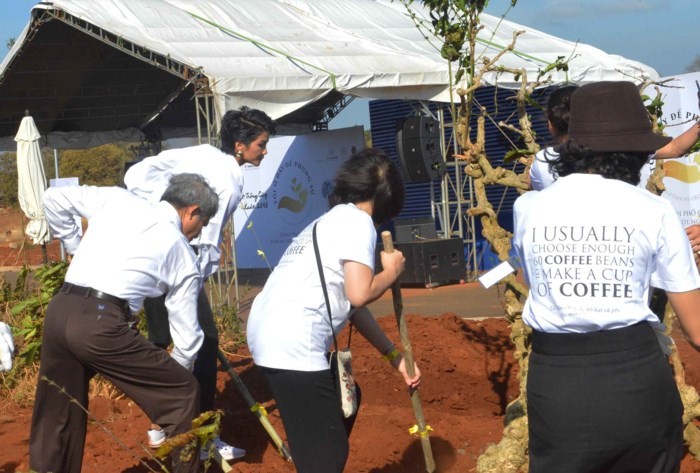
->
[[15, 114, 50, 247]]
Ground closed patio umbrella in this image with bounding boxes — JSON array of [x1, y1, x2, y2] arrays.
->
[[15, 113, 50, 258]]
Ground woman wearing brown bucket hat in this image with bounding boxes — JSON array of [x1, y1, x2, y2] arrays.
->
[[513, 81, 700, 473]]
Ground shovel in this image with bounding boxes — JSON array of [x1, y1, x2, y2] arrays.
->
[[381, 231, 436, 473], [217, 349, 293, 461]]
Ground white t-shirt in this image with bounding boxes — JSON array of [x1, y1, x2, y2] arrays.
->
[[513, 173, 700, 333], [125, 144, 244, 278], [529, 147, 655, 191], [247, 203, 376, 371], [529, 147, 559, 191]]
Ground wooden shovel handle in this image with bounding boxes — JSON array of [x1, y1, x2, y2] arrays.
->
[[380, 231, 436, 472]]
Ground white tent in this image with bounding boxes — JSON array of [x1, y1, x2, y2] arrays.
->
[[0, 0, 659, 148]]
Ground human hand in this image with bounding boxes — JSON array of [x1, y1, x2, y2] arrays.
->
[[380, 249, 405, 280], [395, 356, 422, 390], [0, 322, 15, 371], [687, 225, 700, 253]]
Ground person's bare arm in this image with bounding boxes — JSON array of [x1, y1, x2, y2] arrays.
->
[[352, 306, 421, 389], [653, 121, 700, 159], [667, 289, 700, 348], [687, 225, 700, 250], [685, 226, 700, 273]]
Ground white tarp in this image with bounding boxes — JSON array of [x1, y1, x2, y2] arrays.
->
[[643, 72, 700, 227], [15, 116, 50, 245], [13, 0, 659, 123]]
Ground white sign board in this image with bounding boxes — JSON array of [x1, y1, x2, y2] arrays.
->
[[49, 177, 79, 187], [233, 127, 365, 268], [645, 72, 700, 226]]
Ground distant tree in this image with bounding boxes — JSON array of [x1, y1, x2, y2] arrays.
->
[[6, 37, 15, 50], [685, 54, 700, 73], [42, 150, 56, 181], [364, 129, 372, 148], [0, 149, 57, 208], [59, 143, 132, 187], [0, 152, 19, 207]]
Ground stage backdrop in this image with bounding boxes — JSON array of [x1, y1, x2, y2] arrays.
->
[[233, 126, 365, 269], [647, 72, 700, 227]]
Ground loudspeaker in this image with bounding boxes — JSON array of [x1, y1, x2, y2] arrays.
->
[[394, 217, 437, 243], [376, 238, 465, 287], [396, 116, 443, 183]]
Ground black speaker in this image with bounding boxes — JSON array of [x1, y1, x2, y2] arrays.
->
[[376, 238, 465, 287], [396, 116, 443, 183], [394, 217, 437, 243]]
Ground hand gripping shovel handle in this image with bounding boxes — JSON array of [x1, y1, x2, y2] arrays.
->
[[381, 231, 436, 473], [217, 350, 292, 461]]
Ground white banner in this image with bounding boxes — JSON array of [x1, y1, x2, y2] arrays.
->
[[233, 126, 365, 268], [646, 72, 700, 226], [654, 72, 700, 139], [662, 151, 700, 227]]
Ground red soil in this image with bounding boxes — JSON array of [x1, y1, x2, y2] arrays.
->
[[2, 314, 700, 472], [0, 241, 62, 269]]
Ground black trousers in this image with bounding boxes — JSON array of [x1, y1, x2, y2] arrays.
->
[[29, 291, 200, 473], [143, 287, 219, 412], [260, 366, 362, 473], [527, 322, 683, 473]]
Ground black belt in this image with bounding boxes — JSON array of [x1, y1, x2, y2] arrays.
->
[[61, 283, 130, 313], [531, 321, 652, 356]]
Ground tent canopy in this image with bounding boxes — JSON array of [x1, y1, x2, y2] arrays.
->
[[0, 0, 660, 150]]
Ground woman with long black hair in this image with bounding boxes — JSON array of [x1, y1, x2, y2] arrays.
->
[[513, 81, 700, 472]]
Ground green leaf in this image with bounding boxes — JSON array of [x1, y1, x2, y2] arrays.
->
[[10, 297, 39, 315], [23, 327, 37, 342]]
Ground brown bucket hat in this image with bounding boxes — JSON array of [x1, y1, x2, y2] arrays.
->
[[568, 81, 671, 153]]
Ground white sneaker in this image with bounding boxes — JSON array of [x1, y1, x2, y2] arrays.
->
[[147, 428, 166, 449], [200, 436, 246, 461]]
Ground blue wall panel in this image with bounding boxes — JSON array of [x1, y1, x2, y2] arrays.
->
[[370, 86, 553, 269]]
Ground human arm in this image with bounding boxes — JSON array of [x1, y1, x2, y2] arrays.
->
[[343, 249, 405, 308], [653, 120, 700, 159], [191, 180, 240, 278], [352, 306, 421, 389], [687, 225, 700, 273], [42, 186, 118, 254], [687, 225, 700, 253], [0, 322, 14, 372], [164, 269, 204, 370], [667, 289, 700, 348]]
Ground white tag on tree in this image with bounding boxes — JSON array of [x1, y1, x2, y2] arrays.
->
[[478, 260, 516, 288]]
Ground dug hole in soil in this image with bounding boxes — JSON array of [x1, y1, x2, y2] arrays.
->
[[3, 313, 700, 472]]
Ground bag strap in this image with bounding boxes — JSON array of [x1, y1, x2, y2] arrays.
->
[[313, 221, 339, 352], [312, 221, 354, 351]]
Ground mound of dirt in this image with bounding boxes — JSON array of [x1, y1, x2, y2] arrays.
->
[[3, 314, 700, 472]]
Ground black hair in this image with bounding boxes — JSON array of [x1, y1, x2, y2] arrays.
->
[[546, 85, 578, 137], [220, 106, 277, 155], [328, 148, 405, 225], [552, 140, 649, 186], [161, 173, 219, 218]]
